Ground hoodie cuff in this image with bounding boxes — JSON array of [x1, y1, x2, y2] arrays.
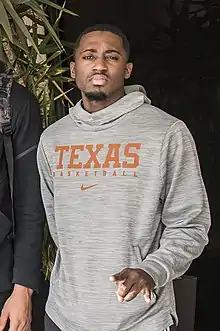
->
[[140, 259, 169, 288], [12, 269, 40, 293]]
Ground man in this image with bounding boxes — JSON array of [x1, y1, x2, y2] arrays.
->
[[0, 61, 45, 331], [37, 24, 210, 331]]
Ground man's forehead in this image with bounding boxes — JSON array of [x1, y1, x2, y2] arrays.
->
[[79, 31, 123, 50]]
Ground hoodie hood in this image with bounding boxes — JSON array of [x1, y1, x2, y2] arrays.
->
[[69, 85, 151, 131]]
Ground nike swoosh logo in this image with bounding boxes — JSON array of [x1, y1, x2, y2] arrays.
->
[[80, 184, 97, 191]]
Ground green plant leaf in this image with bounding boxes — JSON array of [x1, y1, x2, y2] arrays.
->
[[34, 65, 51, 86], [0, 1, 13, 42], [50, 76, 73, 83], [0, 28, 29, 54], [51, 68, 69, 75], [43, 88, 48, 127], [15, 56, 29, 65], [11, 38, 29, 53], [2, 0, 39, 53], [14, 22, 29, 53], [38, 34, 54, 52], [30, 74, 36, 95], [13, 4, 32, 17], [53, 0, 65, 29], [62, 40, 75, 50], [39, 44, 59, 54], [0, 40, 14, 70], [27, 0, 48, 17], [38, 0, 78, 16], [46, 50, 63, 63], [10, 0, 31, 4], [28, 0, 64, 50], [37, 5, 64, 51]]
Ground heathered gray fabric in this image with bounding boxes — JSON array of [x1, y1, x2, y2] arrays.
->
[[37, 85, 210, 331]]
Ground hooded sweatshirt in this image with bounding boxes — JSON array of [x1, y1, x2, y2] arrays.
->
[[37, 85, 210, 331]]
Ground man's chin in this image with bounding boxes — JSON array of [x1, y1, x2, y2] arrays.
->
[[84, 90, 108, 101]]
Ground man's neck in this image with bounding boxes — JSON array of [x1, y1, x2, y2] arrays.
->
[[81, 90, 124, 113]]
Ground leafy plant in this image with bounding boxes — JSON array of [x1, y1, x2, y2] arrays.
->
[[0, 0, 76, 125], [0, 0, 77, 278]]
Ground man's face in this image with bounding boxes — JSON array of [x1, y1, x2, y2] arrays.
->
[[70, 31, 133, 101]]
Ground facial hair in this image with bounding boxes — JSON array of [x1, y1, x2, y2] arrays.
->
[[84, 91, 108, 101]]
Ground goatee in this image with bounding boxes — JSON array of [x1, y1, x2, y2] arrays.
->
[[84, 91, 108, 101]]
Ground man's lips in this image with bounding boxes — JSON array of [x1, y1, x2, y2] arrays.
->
[[89, 74, 108, 85]]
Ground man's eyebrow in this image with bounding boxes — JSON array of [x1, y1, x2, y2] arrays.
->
[[105, 49, 122, 56], [80, 48, 122, 56], [80, 48, 97, 54]]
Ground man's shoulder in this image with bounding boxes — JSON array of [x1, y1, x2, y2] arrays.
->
[[9, 81, 41, 136], [135, 103, 180, 131], [10, 81, 39, 121], [11, 80, 37, 102], [41, 114, 71, 141]]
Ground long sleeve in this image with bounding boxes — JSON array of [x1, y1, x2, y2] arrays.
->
[[11, 84, 45, 291], [140, 120, 211, 288], [37, 139, 58, 247]]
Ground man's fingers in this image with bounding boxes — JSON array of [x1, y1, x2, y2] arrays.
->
[[8, 318, 20, 331], [116, 286, 154, 304], [116, 278, 134, 298], [17, 321, 30, 331], [141, 288, 156, 304], [123, 285, 140, 302], [0, 317, 7, 331], [144, 289, 151, 304], [109, 275, 117, 282], [0, 310, 9, 331], [110, 268, 156, 304], [109, 268, 130, 282], [115, 292, 124, 303], [109, 274, 123, 282]]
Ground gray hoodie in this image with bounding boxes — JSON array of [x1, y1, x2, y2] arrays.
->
[[37, 85, 210, 331]]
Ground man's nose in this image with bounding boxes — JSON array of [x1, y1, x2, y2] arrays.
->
[[93, 57, 108, 71]]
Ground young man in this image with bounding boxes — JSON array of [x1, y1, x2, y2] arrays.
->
[[0, 61, 45, 331], [37, 24, 210, 331]]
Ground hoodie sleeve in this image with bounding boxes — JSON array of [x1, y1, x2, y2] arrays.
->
[[11, 87, 45, 292], [140, 120, 210, 288], [37, 138, 58, 247]]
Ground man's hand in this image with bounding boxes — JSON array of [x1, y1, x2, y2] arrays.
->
[[0, 285, 32, 331], [110, 268, 155, 303]]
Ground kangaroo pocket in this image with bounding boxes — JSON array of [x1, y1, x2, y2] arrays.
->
[[53, 243, 157, 330]]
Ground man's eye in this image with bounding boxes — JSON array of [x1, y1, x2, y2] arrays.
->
[[106, 55, 119, 61], [83, 55, 94, 60]]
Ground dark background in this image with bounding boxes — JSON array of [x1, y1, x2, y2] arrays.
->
[[49, 1, 220, 329]]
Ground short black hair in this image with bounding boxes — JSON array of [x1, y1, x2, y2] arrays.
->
[[74, 24, 130, 60]]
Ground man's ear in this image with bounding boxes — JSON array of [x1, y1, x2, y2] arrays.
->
[[70, 61, 76, 79], [124, 62, 133, 80]]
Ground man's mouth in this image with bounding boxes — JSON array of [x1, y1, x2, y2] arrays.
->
[[89, 74, 108, 86]]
